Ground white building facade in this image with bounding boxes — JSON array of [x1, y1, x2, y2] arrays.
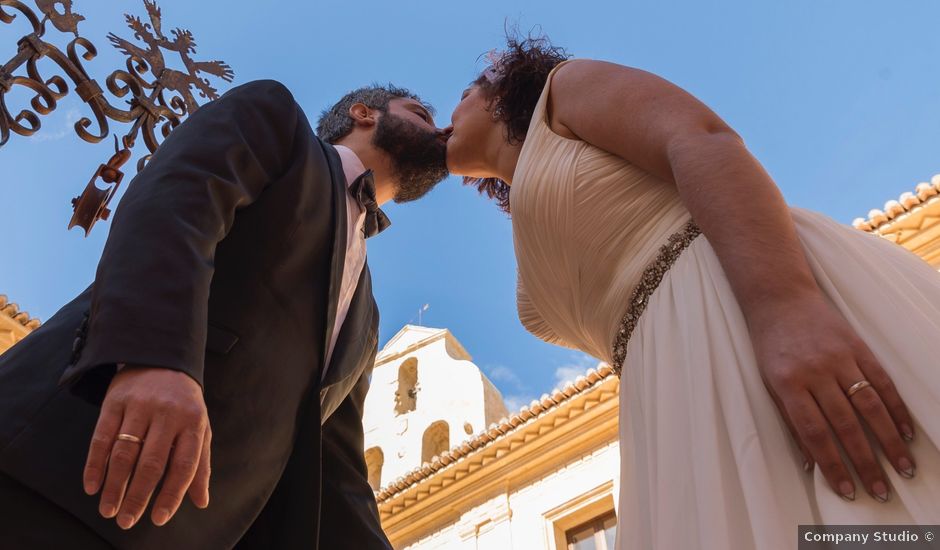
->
[[364, 325, 621, 550]]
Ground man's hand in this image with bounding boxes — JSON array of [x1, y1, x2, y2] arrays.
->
[[83, 366, 212, 529]]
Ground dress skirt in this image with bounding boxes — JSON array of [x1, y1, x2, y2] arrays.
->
[[616, 207, 940, 550]]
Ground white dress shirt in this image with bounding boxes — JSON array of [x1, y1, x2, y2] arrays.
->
[[323, 145, 369, 380]]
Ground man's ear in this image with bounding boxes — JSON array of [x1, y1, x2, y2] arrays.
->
[[348, 103, 377, 127]]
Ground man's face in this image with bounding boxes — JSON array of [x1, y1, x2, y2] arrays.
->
[[372, 98, 450, 203]]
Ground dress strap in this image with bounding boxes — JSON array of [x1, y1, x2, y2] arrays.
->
[[525, 59, 577, 137]]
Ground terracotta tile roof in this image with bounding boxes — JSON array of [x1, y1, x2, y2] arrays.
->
[[852, 174, 940, 233], [0, 295, 41, 330], [375, 363, 616, 503]]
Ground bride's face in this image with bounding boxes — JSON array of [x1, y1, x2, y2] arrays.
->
[[445, 84, 501, 178]]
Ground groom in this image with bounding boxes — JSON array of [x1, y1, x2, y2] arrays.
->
[[0, 79, 449, 549]]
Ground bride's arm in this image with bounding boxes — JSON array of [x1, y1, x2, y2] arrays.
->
[[548, 60, 813, 316], [548, 59, 915, 501]]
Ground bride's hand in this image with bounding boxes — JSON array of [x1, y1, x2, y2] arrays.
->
[[749, 292, 916, 502]]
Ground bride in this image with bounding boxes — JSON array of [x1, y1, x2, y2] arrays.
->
[[442, 33, 940, 549]]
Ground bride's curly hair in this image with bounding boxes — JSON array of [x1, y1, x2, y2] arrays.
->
[[464, 30, 570, 214]]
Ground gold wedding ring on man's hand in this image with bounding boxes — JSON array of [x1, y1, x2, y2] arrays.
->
[[116, 433, 144, 444], [846, 379, 872, 397]]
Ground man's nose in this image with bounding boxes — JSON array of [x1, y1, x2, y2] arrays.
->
[[438, 126, 454, 141]]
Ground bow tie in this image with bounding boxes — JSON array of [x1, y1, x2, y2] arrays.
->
[[348, 169, 391, 239]]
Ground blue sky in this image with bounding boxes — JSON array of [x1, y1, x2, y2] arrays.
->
[[2, 0, 938, 412]]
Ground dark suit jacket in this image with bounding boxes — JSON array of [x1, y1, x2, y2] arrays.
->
[[0, 80, 392, 550]]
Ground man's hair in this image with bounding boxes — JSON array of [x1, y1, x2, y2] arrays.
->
[[316, 84, 435, 144]]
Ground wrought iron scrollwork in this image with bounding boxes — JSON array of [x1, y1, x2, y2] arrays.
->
[[1, 0, 234, 235]]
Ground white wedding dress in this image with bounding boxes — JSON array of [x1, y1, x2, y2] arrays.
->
[[510, 61, 940, 549]]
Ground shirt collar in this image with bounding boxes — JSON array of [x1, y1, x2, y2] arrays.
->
[[333, 144, 368, 189]]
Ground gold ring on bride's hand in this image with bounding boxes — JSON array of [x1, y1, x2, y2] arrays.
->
[[116, 433, 144, 444], [846, 380, 872, 397]]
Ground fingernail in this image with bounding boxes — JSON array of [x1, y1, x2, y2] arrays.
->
[[117, 513, 135, 530], [898, 457, 916, 479], [153, 508, 170, 526], [101, 504, 117, 518], [84, 480, 97, 495], [803, 460, 813, 472], [901, 424, 914, 441], [872, 481, 890, 503], [839, 481, 855, 501]]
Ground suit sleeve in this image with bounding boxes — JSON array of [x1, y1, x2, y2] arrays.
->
[[319, 365, 394, 549], [59, 79, 301, 394]]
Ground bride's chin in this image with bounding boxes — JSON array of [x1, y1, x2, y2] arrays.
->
[[445, 144, 492, 179], [445, 150, 468, 176], [446, 162, 483, 179]]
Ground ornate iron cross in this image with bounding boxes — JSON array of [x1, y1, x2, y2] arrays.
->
[[0, 0, 234, 235]]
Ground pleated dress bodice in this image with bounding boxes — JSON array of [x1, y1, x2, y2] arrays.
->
[[510, 60, 693, 361]]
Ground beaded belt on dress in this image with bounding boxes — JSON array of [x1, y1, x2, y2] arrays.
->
[[611, 219, 702, 376]]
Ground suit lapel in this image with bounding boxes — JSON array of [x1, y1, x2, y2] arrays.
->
[[318, 142, 348, 377]]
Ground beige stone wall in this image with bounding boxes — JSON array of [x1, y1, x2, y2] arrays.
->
[[399, 441, 620, 550], [0, 295, 39, 356], [481, 374, 510, 428], [0, 316, 26, 355]]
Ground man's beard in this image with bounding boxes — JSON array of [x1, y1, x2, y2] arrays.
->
[[371, 112, 449, 203]]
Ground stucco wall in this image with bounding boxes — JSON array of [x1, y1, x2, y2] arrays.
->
[[399, 441, 620, 550], [363, 329, 509, 485]]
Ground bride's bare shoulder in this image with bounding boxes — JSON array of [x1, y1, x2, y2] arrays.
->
[[547, 59, 653, 136], [552, 59, 652, 84], [551, 58, 662, 102], [549, 59, 733, 183]]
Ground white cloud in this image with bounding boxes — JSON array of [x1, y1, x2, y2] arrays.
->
[[487, 365, 523, 387], [484, 352, 600, 415], [27, 106, 82, 143], [484, 365, 535, 413], [554, 365, 587, 386], [552, 352, 600, 389]]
